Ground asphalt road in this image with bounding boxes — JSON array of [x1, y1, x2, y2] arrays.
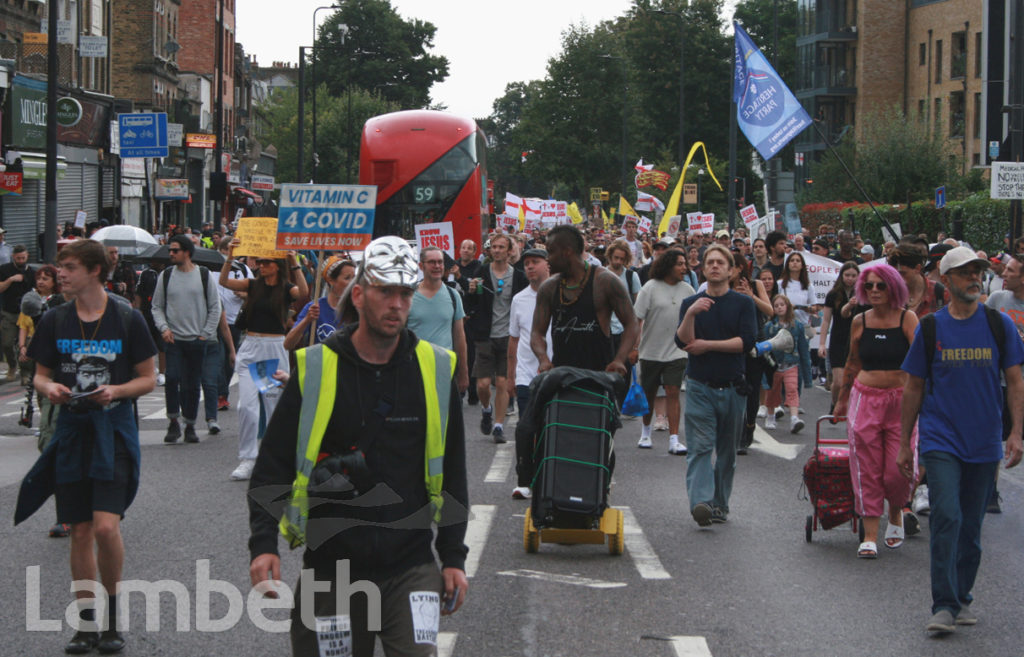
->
[[0, 373, 1021, 657]]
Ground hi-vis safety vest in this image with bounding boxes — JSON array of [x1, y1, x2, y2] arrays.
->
[[279, 340, 455, 549]]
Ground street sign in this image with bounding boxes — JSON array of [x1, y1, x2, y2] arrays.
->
[[167, 123, 183, 147], [251, 174, 275, 191], [79, 35, 107, 58], [277, 184, 377, 250], [935, 185, 946, 209], [989, 140, 1000, 160], [991, 162, 1024, 200], [118, 113, 168, 158], [185, 133, 216, 149]]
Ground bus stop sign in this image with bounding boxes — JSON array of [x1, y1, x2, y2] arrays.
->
[[277, 184, 378, 250]]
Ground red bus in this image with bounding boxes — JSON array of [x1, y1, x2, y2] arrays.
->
[[360, 110, 489, 255]]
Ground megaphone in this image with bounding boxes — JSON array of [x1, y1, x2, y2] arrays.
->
[[750, 328, 794, 366]]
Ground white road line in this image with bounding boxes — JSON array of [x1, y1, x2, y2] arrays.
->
[[670, 636, 712, 657], [463, 504, 495, 578], [497, 569, 626, 589], [143, 408, 168, 421], [750, 425, 803, 460], [483, 445, 513, 483], [1, 410, 21, 417], [620, 506, 671, 580], [437, 632, 456, 657]]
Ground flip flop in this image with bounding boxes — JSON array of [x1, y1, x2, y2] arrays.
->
[[857, 541, 878, 559], [885, 521, 905, 549]]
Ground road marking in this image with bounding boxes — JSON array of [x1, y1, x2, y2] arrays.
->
[[1, 410, 21, 417], [484, 444, 513, 483], [497, 569, 626, 589], [438, 632, 456, 657], [464, 504, 495, 578], [750, 426, 803, 460], [670, 636, 712, 657], [620, 506, 671, 580]]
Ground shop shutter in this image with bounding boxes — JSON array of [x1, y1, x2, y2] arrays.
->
[[1, 180, 44, 260], [58, 163, 85, 226]]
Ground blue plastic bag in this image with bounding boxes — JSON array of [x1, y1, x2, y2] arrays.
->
[[621, 367, 649, 417]]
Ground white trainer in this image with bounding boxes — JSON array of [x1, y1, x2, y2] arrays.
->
[[230, 459, 256, 481], [774, 406, 785, 419], [756, 405, 767, 419], [653, 415, 669, 431], [668, 439, 687, 455], [791, 415, 805, 433], [512, 487, 532, 499], [637, 435, 653, 449], [156, 372, 166, 386], [913, 484, 930, 514], [764, 416, 777, 430]]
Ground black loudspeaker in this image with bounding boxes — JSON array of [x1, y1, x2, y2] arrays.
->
[[209, 171, 227, 201]]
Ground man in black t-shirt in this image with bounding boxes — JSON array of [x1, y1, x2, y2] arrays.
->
[[0, 245, 35, 381], [18, 239, 156, 654]]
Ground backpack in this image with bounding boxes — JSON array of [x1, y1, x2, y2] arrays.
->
[[920, 305, 1005, 393], [161, 266, 210, 303]]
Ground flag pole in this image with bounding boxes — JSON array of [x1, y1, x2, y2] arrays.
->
[[811, 120, 898, 242]]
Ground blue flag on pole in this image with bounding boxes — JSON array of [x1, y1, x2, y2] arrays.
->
[[733, 22, 811, 161]]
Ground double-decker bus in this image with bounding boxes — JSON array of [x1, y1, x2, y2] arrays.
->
[[360, 110, 489, 255]]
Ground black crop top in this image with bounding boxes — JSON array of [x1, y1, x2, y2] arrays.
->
[[859, 311, 910, 371], [244, 280, 295, 335]]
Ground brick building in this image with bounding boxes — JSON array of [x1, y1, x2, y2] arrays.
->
[[794, 0, 988, 181], [177, 0, 234, 146], [110, 0, 179, 111]]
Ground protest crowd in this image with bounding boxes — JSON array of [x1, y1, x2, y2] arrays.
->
[[8, 206, 1023, 654]]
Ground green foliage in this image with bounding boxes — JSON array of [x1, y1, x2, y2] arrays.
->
[[260, 85, 399, 185], [313, 0, 449, 109], [733, 0, 798, 83]]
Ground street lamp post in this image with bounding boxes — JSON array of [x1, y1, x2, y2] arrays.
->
[[697, 168, 704, 213], [653, 8, 685, 168], [599, 54, 629, 201], [311, 4, 341, 183]]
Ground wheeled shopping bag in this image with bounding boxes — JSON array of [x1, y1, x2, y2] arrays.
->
[[802, 415, 863, 542]]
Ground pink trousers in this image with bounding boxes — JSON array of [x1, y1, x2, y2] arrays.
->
[[847, 379, 918, 518], [765, 366, 799, 410]]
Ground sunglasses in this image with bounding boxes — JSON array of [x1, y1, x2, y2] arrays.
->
[[168, 247, 182, 253], [863, 281, 887, 291], [256, 259, 275, 266], [495, 278, 505, 295]]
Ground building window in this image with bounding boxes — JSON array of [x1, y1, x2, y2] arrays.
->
[[975, 32, 983, 77], [918, 99, 927, 121], [949, 91, 964, 137], [974, 92, 982, 138], [934, 98, 942, 135], [934, 39, 942, 83], [951, 31, 966, 78], [919, 43, 926, 66]]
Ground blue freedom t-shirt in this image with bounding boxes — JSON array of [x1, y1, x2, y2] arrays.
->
[[29, 298, 158, 393], [902, 306, 1024, 462], [294, 297, 339, 345]]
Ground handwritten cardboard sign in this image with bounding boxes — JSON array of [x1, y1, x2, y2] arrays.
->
[[414, 221, 455, 258], [234, 217, 288, 259]]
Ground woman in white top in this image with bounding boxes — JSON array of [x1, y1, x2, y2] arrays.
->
[[779, 251, 816, 326]]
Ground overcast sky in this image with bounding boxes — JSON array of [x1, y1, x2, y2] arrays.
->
[[237, 1, 741, 119]]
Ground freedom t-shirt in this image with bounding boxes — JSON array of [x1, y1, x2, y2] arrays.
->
[[902, 306, 1024, 462], [29, 299, 158, 395]]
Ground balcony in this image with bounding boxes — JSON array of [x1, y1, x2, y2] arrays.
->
[[796, 65, 855, 98]]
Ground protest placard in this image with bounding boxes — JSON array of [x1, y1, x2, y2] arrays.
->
[[739, 204, 759, 227], [235, 217, 288, 259], [414, 222, 456, 258]]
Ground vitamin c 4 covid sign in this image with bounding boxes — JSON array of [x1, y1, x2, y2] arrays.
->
[[276, 184, 377, 250]]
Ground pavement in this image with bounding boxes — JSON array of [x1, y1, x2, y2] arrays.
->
[[0, 371, 1021, 656]]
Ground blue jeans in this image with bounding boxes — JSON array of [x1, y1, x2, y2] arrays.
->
[[165, 339, 220, 424], [921, 451, 997, 615], [683, 379, 746, 513]]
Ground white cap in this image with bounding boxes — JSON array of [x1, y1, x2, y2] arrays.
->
[[939, 246, 990, 276]]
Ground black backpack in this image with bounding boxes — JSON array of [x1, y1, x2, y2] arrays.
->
[[920, 305, 1005, 393]]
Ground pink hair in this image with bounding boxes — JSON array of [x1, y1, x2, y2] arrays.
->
[[854, 263, 908, 309]]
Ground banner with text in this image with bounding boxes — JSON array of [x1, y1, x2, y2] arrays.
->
[[235, 217, 289, 259], [277, 184, 377, 250], [414, 222, 456, 258], [792, 250, 842, 304]]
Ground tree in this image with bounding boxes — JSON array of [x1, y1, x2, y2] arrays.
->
[[733, 0, 798, 83], [313, 0, 449, 109], [799, 105, 959, 206], [260, 85, 400, 185]]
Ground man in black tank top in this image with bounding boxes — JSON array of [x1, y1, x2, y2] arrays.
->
[[531, 225, 638, 377]]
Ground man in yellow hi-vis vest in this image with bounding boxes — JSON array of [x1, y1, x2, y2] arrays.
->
[[247, 236, 469, 657]]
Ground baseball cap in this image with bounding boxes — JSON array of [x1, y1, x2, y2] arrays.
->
[[521, 248, 547, 260], [623, 217, 638, 226], [861, 244, 875, 255], [925, 243, 954, 272], [655, 237, 676, 248], [358, 236, 419, 288], [939, 246, 990, 276], [715, 229, 730, 239]]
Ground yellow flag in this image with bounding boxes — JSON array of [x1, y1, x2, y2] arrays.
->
[[659, 141, 725, 236], [568, 202, 584, 225], [618, 196, 637, 219], [602, 208, 612, 229], [518, 204, 526, 231]]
